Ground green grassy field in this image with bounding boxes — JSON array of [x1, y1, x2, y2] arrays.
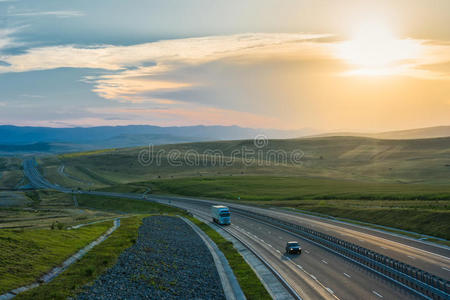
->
[[0, 157, 23, 189], [0, 190, 118, 230], [37, 136, 450, 188], [0, 221, 113, 294], [14, 216, 144, 300], [76, 194, 186, 214]]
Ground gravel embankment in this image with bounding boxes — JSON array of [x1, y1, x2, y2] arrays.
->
[[77, 216, 225, 299]]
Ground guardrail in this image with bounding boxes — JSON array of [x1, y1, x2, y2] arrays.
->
[[232, 208, 449, 300]]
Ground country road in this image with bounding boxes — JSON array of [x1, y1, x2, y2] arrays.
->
[[22, 158, 449, 300]]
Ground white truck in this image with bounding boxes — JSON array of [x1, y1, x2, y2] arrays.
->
[[211, 205, 231, 225]]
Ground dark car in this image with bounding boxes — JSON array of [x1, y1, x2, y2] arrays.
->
[[285, 241, 302, 254]]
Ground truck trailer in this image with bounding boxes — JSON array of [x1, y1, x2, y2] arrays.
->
[[211, 205, 231, 225]]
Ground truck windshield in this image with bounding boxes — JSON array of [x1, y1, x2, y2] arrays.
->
[[220, 212, 230, 217]]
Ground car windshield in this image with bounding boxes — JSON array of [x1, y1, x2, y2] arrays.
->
[[220, 212, 230, 217], [288, 242, 299, 247]]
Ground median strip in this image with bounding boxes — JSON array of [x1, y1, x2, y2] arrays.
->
[[187, 216, 273, 300], [180, 216, 245, 300]]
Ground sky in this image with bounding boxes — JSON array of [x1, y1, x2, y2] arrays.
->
[[0, 0, 449, 132]]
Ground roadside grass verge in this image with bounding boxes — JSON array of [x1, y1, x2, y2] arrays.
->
[[263, 200, 450, 240], [15, 216, 144, 300], [95, 183, 151, 194], [77, 194, 186, 215], [0, 221, 113, 294], [332, 217, 450, 247], [283, 204, 450, 240], [189, 217, 271, 300]]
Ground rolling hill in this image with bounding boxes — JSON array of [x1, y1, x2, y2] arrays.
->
[[37, 135, 450, 188], [309, 125, 450, 140]]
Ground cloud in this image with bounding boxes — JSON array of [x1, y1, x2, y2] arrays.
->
[[0, 33, 331, 101], [10, 10, 85, 18], [0, 33, 329, 72], [0, 32, 449, 107], [0, 28, 22, 52], [20, 94, 44, 99]]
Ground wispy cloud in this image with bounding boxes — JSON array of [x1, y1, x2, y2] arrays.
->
[[0, 27, 22, 51], [10, 10, 85, 18], [20, 94, 45, 99]]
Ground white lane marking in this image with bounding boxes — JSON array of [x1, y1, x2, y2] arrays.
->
[[276, 249, 281, 254], [326, 287, 334, 294], [268, 244, 273, 248], [380, 247, 387, 250], [310, 274, 317, 280], [296, 264, 303, 269], [304, 250, 310, 254], [279, 236, 283, 239], [442, 267, 450, 272], [321, 259, 328, 264], [285, 257, 291, 260], [407, 255, 416, 260], [372, 290, 383, 298], [343, 272, 351, 278]]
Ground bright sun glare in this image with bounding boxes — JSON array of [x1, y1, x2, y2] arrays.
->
[[337, 22, 421, 75]]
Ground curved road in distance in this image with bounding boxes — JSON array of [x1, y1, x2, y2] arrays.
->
[[23, 159, 449, 300]]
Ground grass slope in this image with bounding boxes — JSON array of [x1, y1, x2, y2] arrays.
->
[[0, 221, 112, 294], [38, 136, 450, 188], [76, 194, 186, 215], [149, 176, 450, 200], [0, 157, 23, 189], [14, 216, 144, 300]]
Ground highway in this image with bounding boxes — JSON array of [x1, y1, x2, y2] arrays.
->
[[23, 159, 449, 300]]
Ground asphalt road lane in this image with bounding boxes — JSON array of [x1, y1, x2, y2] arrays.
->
[[232, 205, 450, 279]]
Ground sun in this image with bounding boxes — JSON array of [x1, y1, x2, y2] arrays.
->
[[337, 21, 421, 75]]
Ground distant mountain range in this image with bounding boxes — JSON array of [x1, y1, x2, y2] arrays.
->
[[0, 124, 448, 154], [0, 125, 315, 154]]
